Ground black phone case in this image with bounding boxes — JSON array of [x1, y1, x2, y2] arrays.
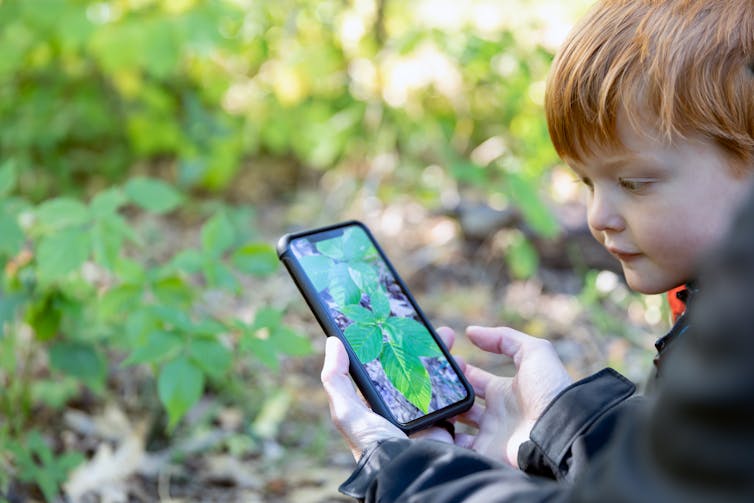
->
[[277, 220, 474, 434]]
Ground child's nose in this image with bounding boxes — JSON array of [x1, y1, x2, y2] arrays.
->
[[587, 191, 625, 233]]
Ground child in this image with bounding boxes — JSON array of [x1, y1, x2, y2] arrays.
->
[[321, 0, 754, 500]]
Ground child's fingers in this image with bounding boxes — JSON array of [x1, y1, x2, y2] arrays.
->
[[436, 326, 456, 350], [466, 326, 522, 356], [455, 433, 475, 450], [463, 363, 496, 399], [456, 402, 485, 428], [321, 337, 367, 423], [467, 325, 549, 367]]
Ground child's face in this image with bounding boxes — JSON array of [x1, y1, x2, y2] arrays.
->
[[569, 117, 752, 294]]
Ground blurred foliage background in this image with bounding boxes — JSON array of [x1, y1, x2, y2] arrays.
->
[[0, 0, 669, 501]]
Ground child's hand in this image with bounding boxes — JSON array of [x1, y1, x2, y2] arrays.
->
[[321, 329, 456, 461], [455, 326, 573, 467]]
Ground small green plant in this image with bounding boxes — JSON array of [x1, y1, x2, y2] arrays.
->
[[0, 160, 309, 498], [6, 430, 84, 502], [299, 227, 452, 413]]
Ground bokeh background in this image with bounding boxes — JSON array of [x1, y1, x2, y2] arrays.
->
[[0, 0, 671, 501]]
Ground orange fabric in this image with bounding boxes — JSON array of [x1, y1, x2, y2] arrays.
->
[[667, 285, 687, 322]]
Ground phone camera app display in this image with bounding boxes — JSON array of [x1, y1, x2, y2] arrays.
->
[[290, 226, 468, 424]]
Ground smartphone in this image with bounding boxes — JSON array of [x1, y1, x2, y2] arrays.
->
[[277, 220, 474, 434]]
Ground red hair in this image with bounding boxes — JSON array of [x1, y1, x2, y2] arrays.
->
[[545, 0, 754, 168]]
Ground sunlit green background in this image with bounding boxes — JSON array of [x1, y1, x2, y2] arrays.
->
[[0, 1, 670, 501]]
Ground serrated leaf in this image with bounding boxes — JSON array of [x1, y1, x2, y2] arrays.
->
[[342, 226, 374, 262], [340, 304, 377, 324], [35, 198, 90, 232], [328, 262, 361, 307], [298, 254, 332, 291], [37, 228, 91, 281], [344, 324, 382, 362], [124, 177, 183, 214], [367, 285, 391, 321], [122, 330, 183, 366], [49, 342, 107, 391], [188, 339, 232, 379], [201, 210, 235, 258], [158, 356, 204, 430], [347, 261, 378, 291], [384, 317, 443, 357], [381, 341, 432, 413], [232, 243, 278, 277], [315, 236, 344, 260]]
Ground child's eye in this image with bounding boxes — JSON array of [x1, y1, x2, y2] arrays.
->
[[618, 178, 652, 192]]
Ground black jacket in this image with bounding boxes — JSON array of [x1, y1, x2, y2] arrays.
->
[[338, 182, 754, 502]]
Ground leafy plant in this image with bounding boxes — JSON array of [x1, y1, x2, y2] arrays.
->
[[0, 165, 309, 496], [299, 227, 444, 413], [6, 431, 84, 502]]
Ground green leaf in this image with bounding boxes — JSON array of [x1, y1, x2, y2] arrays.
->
[[10, 430, 83, 502], [340, 304, 377, 324], [232, 243, 278, 277], [158, 356, 205, 430], [203, 261, 240, 292], [381, 340, 432, 413], [49, 341, 107, 391], [348, 261, 378, 291], [270, 326, 313, 356], [315, 236, 344, 260], [367, 285, 391, 321], [31, 378, 79, 409], [90, 187, 126, 217], [91, 216, 125, 270], [506, 232, 539, 279], [384, 317, 443, 357], [150, 305, 193, 332], [171, 249, 205, 273], [188, 338, 232, 379], [35, 198, 90, 232], [152, 275, 193, 307], [298, 254, 332, 291], [328, 262, 362, 307], [201, 210, 235, 258], [26, 295, 61, 341], [505, 172, 559, 238], [122, 330, 183, 366], [344, 324, 382, 362], [0, 159, 17, 197], [124, 177, 183, 214], [98, 284, 142, 321], [240, 334, 279, 370], [0, 213, 24, 256], [251, 308, 282, 331], [341, 227, 375, 262], [37, 228, 91, 282]]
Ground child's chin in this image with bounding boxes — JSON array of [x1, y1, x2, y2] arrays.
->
[[624, 273, 672, 295]]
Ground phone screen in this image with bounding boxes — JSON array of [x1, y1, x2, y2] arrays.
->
[[288, 224, 469, 424]]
